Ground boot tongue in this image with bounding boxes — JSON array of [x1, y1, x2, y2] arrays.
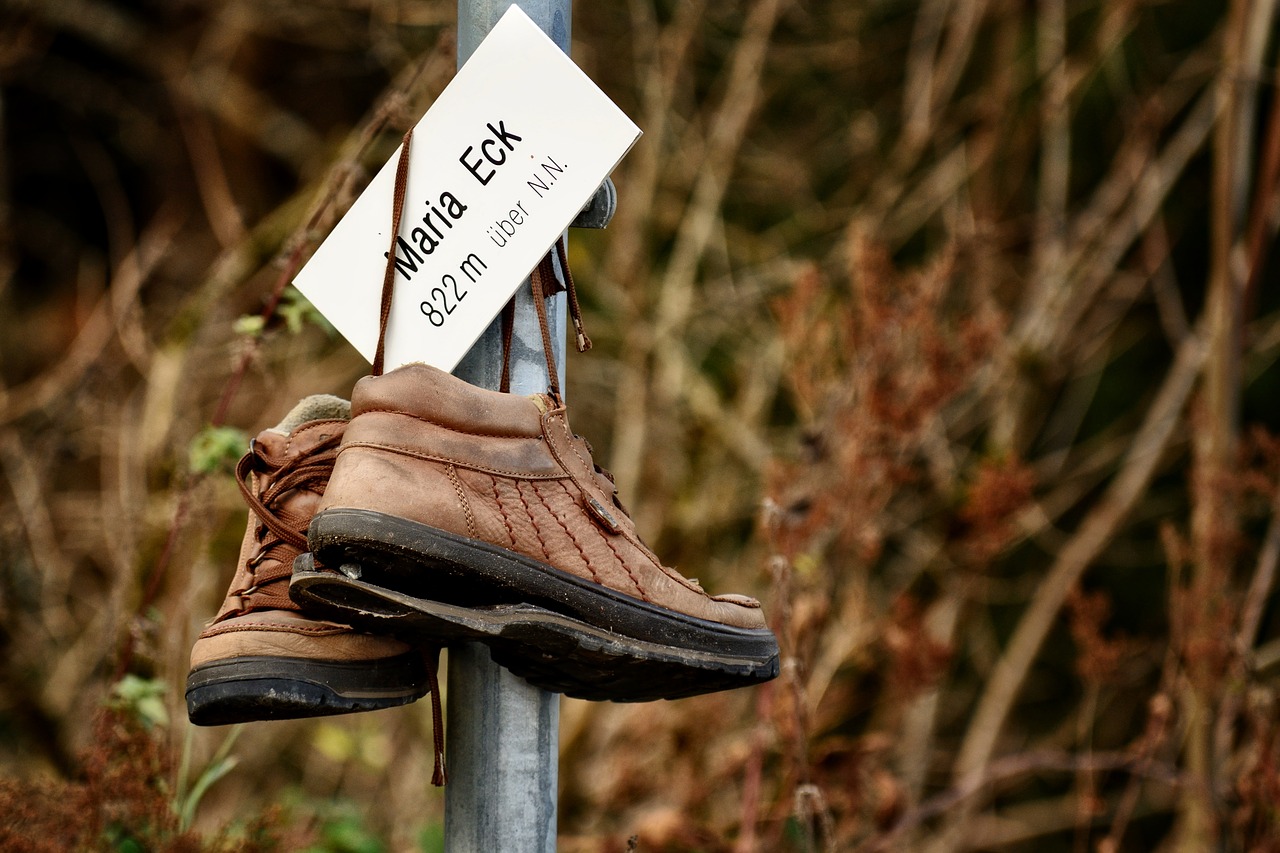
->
[[273, 394, 351, 433]]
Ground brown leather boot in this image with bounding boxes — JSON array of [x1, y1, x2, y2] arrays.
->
[[186, 395, 432, 725], [290, 364, 779, 701]]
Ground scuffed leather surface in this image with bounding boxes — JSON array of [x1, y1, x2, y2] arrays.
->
[[191, 416, 410, 670], [190, 610, 412, 668], [320, 364, 767, 630]]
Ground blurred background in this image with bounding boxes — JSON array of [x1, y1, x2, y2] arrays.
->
[[0, 0, 1278, 850]]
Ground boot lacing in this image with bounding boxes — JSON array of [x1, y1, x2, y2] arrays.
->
[[230, 432, 342, 614]]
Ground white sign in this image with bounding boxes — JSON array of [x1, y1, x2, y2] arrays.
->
[[294, 6, 640, 371]]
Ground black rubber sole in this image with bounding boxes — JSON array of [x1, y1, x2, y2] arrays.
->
[[293, 508, 780, 702], [185, 651, 429, 726]]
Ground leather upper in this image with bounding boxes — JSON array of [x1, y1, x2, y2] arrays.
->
[[317, 363, 767, 631], [191, 416, 413, 669]]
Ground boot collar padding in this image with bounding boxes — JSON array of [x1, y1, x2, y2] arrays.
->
[[271, 395, 352, 435]]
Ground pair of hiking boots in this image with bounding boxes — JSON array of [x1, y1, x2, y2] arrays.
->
[[186, 360, 780, 726]]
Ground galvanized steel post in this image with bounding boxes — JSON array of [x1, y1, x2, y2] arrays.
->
[[446, 2, 570, 851]]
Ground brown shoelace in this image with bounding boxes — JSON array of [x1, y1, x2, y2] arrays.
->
[[373, 132, 591, 390], [234, 427, 449, 784], [231, 432, 343, 614], [373, 127, 452, 785]]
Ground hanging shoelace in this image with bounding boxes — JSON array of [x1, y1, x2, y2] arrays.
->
[[369, 126, 599, 786], [497, 239, 591, 394], [371, 128, 415, 378], [370, 127, 447, 786]]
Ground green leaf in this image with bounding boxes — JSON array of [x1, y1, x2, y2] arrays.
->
[[178, 754, 239, 831], [134, 694, 169, 729], [110, 675, 168, 728], [320, 815, 384, 853], [234, 314, 266, 337], [176, 724, 243, 831], [110, 833, 144, 853], [417, 823, 445, 853], [278, 287, 336, 337], [188, 425, 248, 475]]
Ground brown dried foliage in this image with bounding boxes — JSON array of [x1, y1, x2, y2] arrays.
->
[[1064, 586, 1129, 685], [0, 710, 284, 852], [2, 1, 1280, 851], [884, 594, 953, 699]]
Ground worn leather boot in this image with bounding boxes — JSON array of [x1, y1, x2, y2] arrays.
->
[[186, 395, 431, 725], [290, 364, 779, 701]]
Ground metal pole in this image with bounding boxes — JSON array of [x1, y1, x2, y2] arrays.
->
[[446, 2, 569, 851]]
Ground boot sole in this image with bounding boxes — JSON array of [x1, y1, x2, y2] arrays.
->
[[185, 652, 429, 726], [295, 508, 780, 701]]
